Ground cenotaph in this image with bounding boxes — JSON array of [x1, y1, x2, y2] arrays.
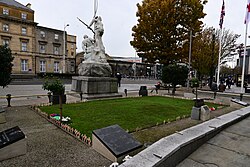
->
[[72, 16, 121, 99]]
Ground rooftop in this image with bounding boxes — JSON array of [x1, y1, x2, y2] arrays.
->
[[0, 0, 33, 12]]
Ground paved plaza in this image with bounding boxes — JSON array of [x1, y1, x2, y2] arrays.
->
[[0, 79, 158, 107], [0, 79, 250, 166], [178, 115, 250, 167]]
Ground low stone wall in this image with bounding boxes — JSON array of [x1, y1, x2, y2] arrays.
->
[[119, 107, 250, 167]]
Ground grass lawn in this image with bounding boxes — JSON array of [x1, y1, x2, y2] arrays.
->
[[39, 96, 222, 138]]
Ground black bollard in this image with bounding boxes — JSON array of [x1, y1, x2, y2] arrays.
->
[[124, 89, 127, 97], [214, 91, 217, 99], [6, 94, 11, 107], [240, 93, 243, 101], [80, 92, 83, 101]]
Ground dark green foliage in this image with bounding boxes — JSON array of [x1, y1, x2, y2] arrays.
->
[[42, 77, 65, 95], [162, 64, 188, 88], [0, 45, 14, 88], [190, 78, 199, 88]]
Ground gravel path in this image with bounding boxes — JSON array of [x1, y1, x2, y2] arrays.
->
[[0, 106, 111, 167]]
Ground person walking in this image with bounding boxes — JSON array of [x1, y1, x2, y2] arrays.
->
[[116, 73, 122, 87], [226, 78, 231, 89], [150, 82, 161, 94]]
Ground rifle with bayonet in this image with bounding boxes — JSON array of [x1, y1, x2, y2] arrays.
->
[[77, 17, 95, 34]]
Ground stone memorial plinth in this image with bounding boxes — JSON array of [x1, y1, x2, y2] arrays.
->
[[0, 106, 6, 124], [0, 126, 27, 161], [78, 61, 112, 77], [72, 76, 122, 99], [200, 105, 210, 121], [191, 106, 200, 120], [230, 98, 249, 108], [92, 125, 142, 163]]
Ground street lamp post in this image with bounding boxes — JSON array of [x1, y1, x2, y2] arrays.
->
[[154, 59, 159, 79], [63, 24, 69, 74], [187, 30, 192, 90]]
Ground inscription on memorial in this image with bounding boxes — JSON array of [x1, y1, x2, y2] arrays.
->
[[0, 126, 25, 149], [93, 124, 142, 157]]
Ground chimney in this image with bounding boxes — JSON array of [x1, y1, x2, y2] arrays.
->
[[26, 3, 31, 9]]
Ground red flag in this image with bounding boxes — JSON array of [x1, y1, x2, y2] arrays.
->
[[245, 0, 250, 24], [219, 0, 225, 29]]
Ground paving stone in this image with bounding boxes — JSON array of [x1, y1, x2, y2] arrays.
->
[[208, 131, 250, 156], [177, 158, 207, 167], [188, 143, 250, 167]]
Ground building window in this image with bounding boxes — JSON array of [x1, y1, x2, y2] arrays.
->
[[40, 31, 45, 38], [71, 52, 74, 56], [21, 27, 27, 35], [70, 61, 75, 72], [21, 13, 27, 19], [21, 59, 28, 72], [54, 46, 59, 55], [3, 24, 9, 32], [40, 60, 46, 72], [54, 61, 59, 73], [21, 41, 27, 51], [55, 34, 59, 40], [2, 39, 9, 47], [71, 44, 74, 49], [3, 8, 9, 15], [40, 44, 45, 53]]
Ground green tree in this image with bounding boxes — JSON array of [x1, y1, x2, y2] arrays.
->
[[0, 45, 14, 88], [162, 63, 188, 94], [190, 27, 239, 86], [131, 0, 207, 64], [219, 28, 240, 60], [42, 77, 65, 95], [190, 27, 216, 80]]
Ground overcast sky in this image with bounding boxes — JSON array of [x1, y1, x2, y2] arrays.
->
[[17, 0, 248, 57]]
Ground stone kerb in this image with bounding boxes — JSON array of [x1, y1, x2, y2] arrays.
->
[[32, 105, 92, 146], [120, 106, 250, 167]]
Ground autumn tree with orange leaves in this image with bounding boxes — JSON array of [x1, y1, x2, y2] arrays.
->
[[131, 0, 207, 65]]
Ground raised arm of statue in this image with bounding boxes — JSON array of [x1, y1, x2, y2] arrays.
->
[[89, 16, 97, 27]]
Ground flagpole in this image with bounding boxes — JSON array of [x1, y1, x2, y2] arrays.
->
[[241, 23, 248, 94], [217, 29, 222, 86], [217, 0, 225, 87]]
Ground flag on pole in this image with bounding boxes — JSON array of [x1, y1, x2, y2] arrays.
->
[[219, 0, 225, 29], [245, 0, 250, 24]]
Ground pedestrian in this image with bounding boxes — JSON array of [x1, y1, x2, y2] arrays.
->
[[150, 82, 161, 94], [116, 73, 122, 87], [226, 78, 231, 89]]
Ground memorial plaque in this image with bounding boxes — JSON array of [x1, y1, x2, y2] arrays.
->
[[231, 98, 249, 106], [93, 125, 142, 157], [0, 106, 4, 113], [191, 106, 200, 120], [200, 105, 211, 121], [0, 126, 25, 149], [0, 106, 6, 124]]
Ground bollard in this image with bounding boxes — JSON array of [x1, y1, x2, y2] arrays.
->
[[214, 91, 217, 99], [80, 92, 83, 101], [124, 89, 127, 97], [47, 92, 52, 103], [240, 93, 243, 101], [6, 94, 11, 107]]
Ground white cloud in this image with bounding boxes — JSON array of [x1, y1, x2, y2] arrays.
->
[[17, 0, 249, 57]]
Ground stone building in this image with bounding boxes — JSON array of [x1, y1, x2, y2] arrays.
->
[[66, 34, 77, 74], [0, 0, 76, 77], [0, 0, 36, 75], [34, 26, 76, 74]]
